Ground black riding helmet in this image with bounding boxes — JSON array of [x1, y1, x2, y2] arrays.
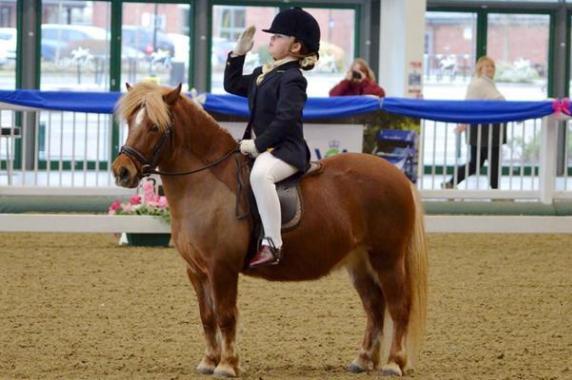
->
[[262, 7, 321, 55]]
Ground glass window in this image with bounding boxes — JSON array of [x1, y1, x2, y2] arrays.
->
[[424, 11, 477, 100], [40, 1, 111, 91], [211, 6, 356, 97], [211, 5, 279, 94], [0, 0, 17, 90], [121, 3, 191, 91], [487, 13, 549, 100], [219, 6, 245, 40]]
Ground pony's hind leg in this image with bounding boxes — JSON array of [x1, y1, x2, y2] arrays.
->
[[371, 251, 411, 376], [186, 267, 221, 374], [346, 255, 386, 373]]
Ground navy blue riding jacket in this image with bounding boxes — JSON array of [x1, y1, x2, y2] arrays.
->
[[223, 53, 310, 172]]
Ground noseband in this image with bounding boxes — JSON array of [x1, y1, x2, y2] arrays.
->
[[120, 126, 173, 177], [119, 125, 239, 177]]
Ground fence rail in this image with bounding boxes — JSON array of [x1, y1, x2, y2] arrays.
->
[[1, 97, 571, 204]]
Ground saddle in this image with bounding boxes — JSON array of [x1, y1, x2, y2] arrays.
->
[[237, 161, 323, 267]]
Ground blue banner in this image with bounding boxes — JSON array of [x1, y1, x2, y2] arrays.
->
[[0, 90, 566, 123], [380, 98, 556, 123]]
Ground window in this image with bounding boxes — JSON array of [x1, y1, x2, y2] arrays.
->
[[40, 1, 111, 91], [219, 7, 245, 41], [211, 5, 357, 97], [211, 5, 279, 94], [121, 3, 191, 91], [424, 11, 477, 100], [0, 1, 16, 90], [487, 13, 549, 100]]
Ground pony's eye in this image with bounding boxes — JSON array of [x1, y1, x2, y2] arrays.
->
[[149, 125, 160, 132]]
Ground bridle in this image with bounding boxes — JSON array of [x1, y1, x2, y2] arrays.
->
[[119, 125, 240, 178]]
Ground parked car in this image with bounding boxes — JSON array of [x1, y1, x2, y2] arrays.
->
[[41, 24, 108, 62], [0, 27, 17, 66], [122, 25, 175, 58]]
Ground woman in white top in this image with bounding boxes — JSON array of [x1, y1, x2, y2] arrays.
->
[[442, 56, 506, 189]]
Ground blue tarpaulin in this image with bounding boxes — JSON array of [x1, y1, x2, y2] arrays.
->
[[0, 90, 121, 114], [380, 97, 556, 123], [0, 89, 566, 123], [204, 94, 381, 120]]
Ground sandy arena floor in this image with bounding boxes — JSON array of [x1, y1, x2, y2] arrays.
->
[[0, 233, 571, 380]]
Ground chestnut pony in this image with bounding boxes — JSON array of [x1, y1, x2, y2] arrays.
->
[[112, 82, 428, 378]]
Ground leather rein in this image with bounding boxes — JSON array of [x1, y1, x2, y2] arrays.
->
[[119, 125, 240, 178]]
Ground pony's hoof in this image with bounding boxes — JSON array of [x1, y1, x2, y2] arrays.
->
[[196, 356, 217, 374], [213, 363, 238, 378], [196, 362, 215, 375], [347, 362, 367, 373], [381, 362, 403, 377]]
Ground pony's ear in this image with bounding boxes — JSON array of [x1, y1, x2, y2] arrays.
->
[[163, 83, 182, 105], [126, 82, 132, 91]]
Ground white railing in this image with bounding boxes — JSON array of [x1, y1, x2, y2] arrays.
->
[[0, 107, 131, 196], [1, 103, 571, 203], [562, 120, 572, 193], [2, 101, 572, 234]]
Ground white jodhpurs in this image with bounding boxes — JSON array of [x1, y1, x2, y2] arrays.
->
[[250, 151, 298, 249]]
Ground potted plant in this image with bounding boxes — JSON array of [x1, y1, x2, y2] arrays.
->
[[108, 178, 171, 247]]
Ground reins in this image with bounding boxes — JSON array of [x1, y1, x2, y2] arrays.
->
[[148, 147, 241, 176], [119, 123, 241, 178]]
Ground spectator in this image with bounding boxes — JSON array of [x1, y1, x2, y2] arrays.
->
[[442, 56, 506, 190], [329, 58, 385, 97]]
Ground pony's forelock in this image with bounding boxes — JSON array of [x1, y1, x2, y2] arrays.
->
[[117, 82, 172, 131]]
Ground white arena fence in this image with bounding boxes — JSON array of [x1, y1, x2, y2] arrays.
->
[[0, 92, 571, 233], [419, 117, 571, 202]]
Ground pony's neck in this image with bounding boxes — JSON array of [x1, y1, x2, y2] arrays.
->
[[176, 98, 237, 164], [160, 99, 242, 220]]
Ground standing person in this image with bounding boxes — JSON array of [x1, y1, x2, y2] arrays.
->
[[329, 58, 385, 97], [224, 7, 320, 268], [442, 56, 506, 190]]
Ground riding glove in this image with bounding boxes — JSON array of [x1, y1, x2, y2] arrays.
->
[[232, 25, 256, 56], [239, 139, 259, 157]]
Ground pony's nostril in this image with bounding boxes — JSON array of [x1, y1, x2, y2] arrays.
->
[[119, 167, 129, 181]]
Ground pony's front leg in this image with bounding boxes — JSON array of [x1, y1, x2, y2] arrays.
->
[[211, 266, 240, 378], [186, 267, 220, 374]]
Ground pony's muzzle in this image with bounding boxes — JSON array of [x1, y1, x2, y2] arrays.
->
[[112, 156, 140, 188]]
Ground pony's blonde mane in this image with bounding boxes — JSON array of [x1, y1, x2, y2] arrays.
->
[[116, 81, 172, 131]]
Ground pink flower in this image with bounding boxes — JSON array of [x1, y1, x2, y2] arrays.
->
[[142, 181, 158, 203], [158, 196, 168, 208], [108, 200, 121, 213], [108, 179, 170, 223]]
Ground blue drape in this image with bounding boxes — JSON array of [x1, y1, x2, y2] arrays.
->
[[0, 90, 565, 123]]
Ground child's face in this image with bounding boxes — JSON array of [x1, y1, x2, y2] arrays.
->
[[268, 33, 295, 60]]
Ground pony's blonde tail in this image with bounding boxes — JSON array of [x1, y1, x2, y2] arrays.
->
[[404, 183, 428, 370]]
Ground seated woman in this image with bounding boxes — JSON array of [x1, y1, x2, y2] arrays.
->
[[329, 58, 385, 97]]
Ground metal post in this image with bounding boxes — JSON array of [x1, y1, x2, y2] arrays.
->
[[192, 0, 209, 92], [539, 116, 558, 204], [20, 0, 40, 171]]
